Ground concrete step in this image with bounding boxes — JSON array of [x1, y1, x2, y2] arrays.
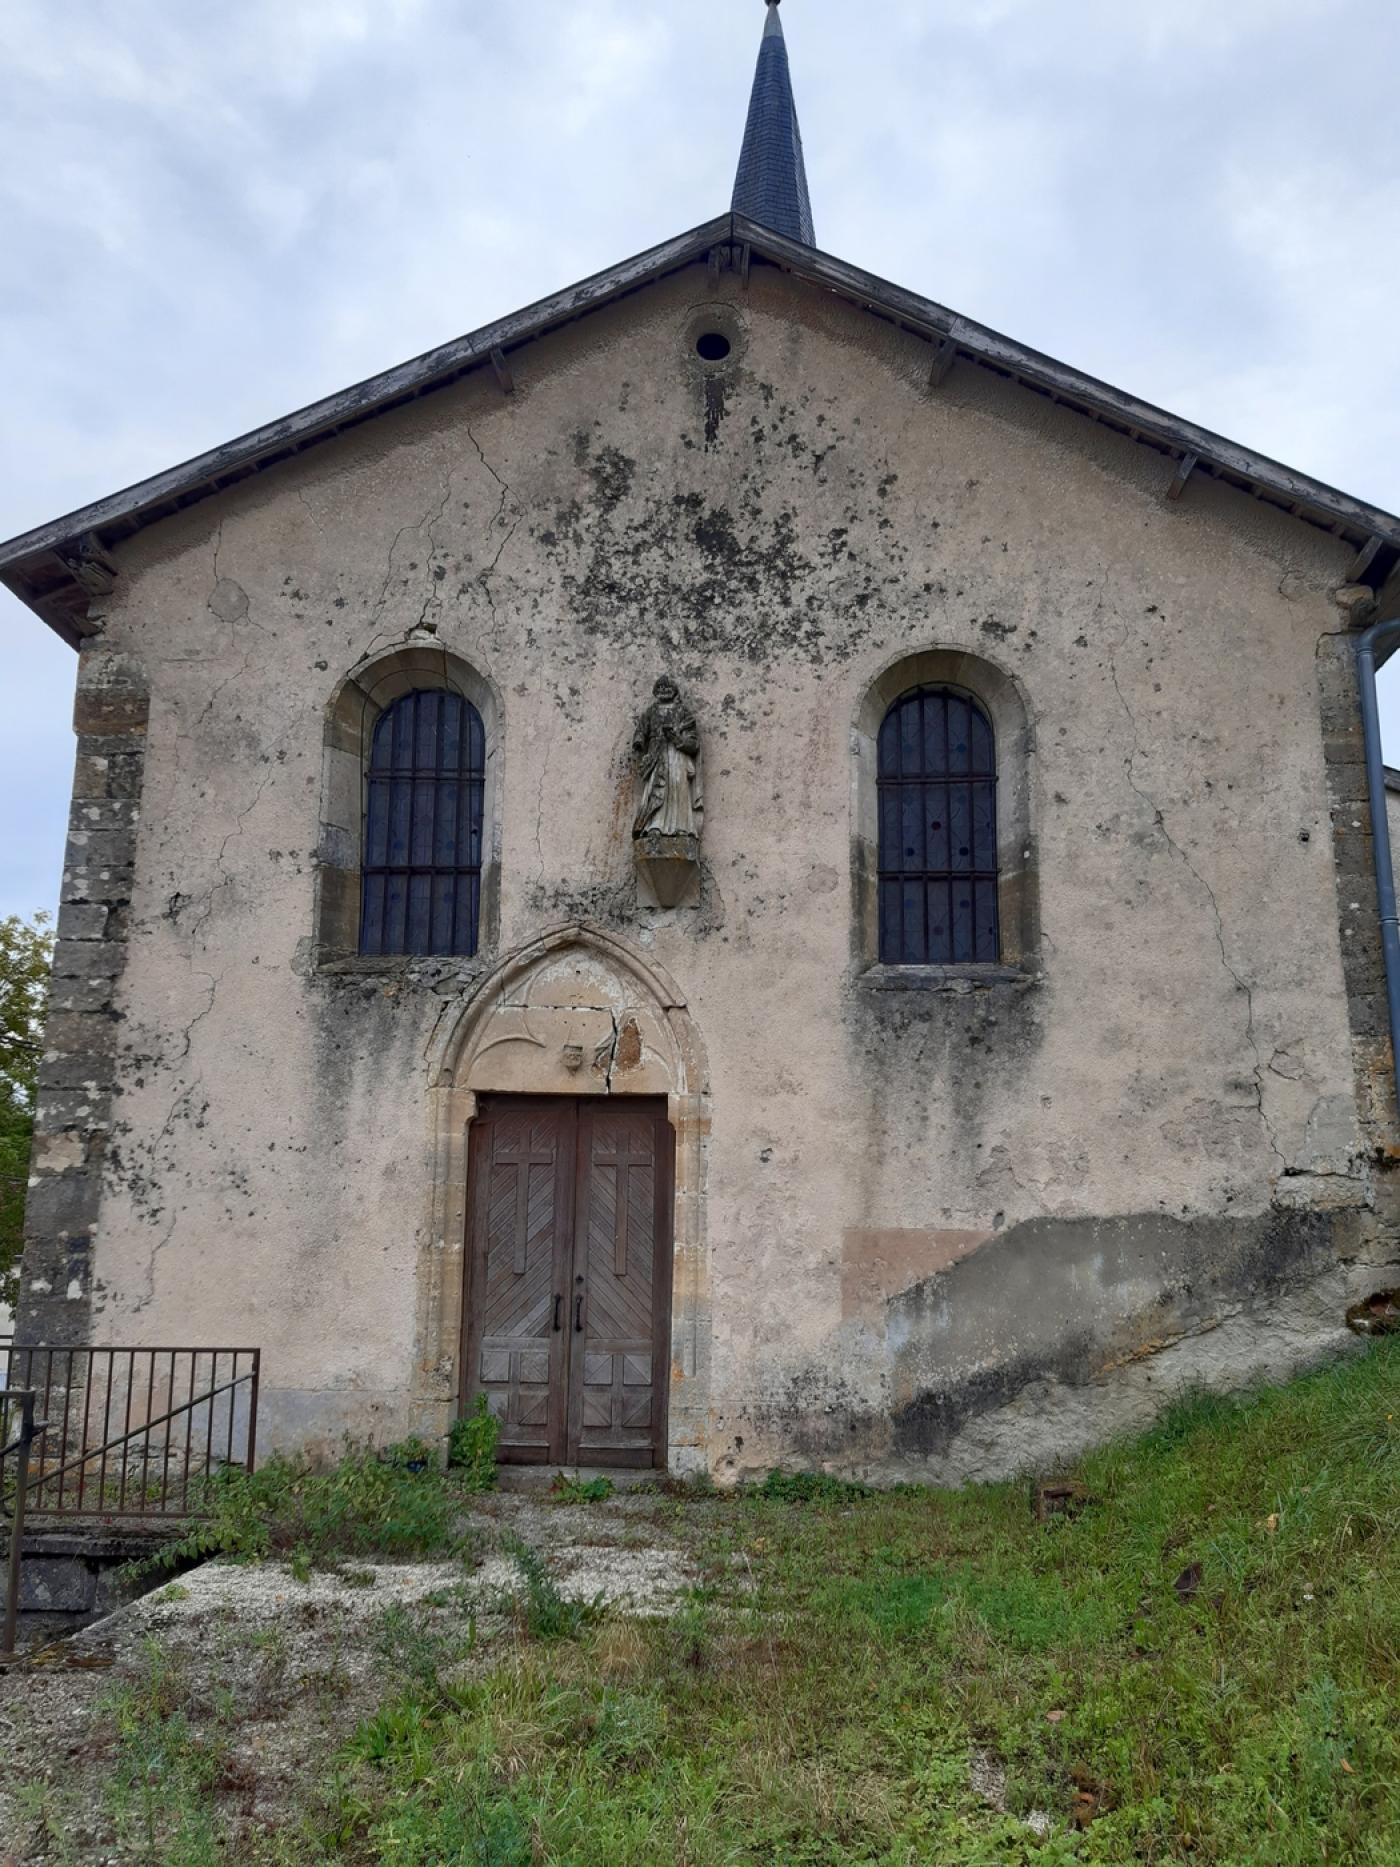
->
[[494, 1465, 660, 1494], [14, 1526, 180, 1617]]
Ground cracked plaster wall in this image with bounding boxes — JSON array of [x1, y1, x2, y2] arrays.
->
[[20, 260, 1395, 1478]]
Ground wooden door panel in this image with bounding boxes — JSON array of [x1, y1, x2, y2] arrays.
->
[[464, 1103, 574, 1462], [569, 1105, 672, 1465], [464, 1096, 673, 1470]]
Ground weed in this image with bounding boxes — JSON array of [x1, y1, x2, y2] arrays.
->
[[498, 1533, 602, 1640], [102, 1644, 226, 1863], [551, 1473, 615, 1504], [347, 1696, 440, 1771], [448, 1392, 500, 1490], [375, 1599, 477, 1696], [11, 1784, 82, 1867], [668, 1595, 715, 1669], [753, 1467, 874, 1504], [380, 1433, 440, 1471], [246, 1624, 289, 1656], [655, 1467, 718, 1499]]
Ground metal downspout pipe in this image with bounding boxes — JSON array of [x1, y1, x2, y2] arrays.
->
[[1355, 614, 1400, 1126]]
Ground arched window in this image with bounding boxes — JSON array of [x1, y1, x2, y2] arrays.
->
[[877, 685, 999, 965], [359, 689, 486, 957]]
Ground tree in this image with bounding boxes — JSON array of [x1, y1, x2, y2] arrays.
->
[[0, 911, 53, 1316]]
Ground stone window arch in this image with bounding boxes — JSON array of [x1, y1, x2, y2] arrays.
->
[[316, 646, 502, 962], [854, 648, 1037, 976]]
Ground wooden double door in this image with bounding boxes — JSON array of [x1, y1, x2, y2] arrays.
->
[[462, 1096, 674, 1467]]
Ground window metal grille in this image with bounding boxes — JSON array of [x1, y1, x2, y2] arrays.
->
[[360, 689, 485, 957], [877, 685, 999, 965]]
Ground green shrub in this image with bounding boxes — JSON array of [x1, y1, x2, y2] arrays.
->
[[447, 1394, 500, 1491], [380, 1434, 440, 1471], [154, 1445, 466, 1574]]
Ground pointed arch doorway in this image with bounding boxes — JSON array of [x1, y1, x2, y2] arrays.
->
[[426, 925, 710, 1474]]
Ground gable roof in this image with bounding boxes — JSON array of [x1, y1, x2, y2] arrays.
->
[[5, 210, 1398, 648]]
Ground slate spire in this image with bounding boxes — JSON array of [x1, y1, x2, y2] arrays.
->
[[732, 0, 815, 247]]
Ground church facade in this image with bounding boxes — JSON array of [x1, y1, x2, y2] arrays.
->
[[6, 6, 1400, 1482]]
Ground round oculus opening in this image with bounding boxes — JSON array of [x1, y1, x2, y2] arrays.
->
[[695, 330, 733, 363]]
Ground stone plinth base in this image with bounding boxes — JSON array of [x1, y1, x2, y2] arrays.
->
[[635, 831, 700, 909]]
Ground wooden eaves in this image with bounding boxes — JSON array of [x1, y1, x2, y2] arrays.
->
[[4, 211, 1399, 648]]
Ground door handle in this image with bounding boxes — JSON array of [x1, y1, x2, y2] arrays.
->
[[574, 1292, 585, 1333], [552, 1293, 562, 1333]]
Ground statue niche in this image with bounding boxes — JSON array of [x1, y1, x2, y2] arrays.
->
[[633, 675, 702, 909]]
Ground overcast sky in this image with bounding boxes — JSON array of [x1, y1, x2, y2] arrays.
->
[[4, 0, 1400, 923]]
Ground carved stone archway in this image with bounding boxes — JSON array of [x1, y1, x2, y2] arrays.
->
[[415, 923, 711, 1472]]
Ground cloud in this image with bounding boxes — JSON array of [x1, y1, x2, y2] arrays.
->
[[949, 0, 1339, 58], [1197, 149, 1400, 498]]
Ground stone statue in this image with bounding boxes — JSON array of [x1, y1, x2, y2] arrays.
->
[[633, 676, 703, 841]]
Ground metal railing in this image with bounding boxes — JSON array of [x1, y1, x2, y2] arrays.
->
[[2, 1389, 44, 1657], [0, 1345, 260, 1521]]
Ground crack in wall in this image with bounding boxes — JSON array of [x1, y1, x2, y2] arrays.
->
[[1107, 618, 1287, 1175], [196, 521, 276, 741], [358, 429, 520, 665], [593, 1009, 622, 1092], [533, 731, 555, 884], [1315, 625, 1355, 655], [359, 496, 445, 662], [137, 1210, 179, 1311], [411, 464, 463, 636], [184, 768, 274, 950], [463, 422, 521, 633]]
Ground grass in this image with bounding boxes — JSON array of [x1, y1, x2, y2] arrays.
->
[[17, 1343, 1400, 1863]]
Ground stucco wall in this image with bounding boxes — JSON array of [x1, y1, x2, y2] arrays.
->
[[22, 259, 1399, 1480]]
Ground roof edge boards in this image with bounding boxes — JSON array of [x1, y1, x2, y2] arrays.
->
[[5, 209, 1398, 644], [740, 220, 1400, 559], [0, 213, 737, 631]]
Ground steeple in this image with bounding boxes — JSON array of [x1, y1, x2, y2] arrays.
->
[[732, 0, 815, 247]]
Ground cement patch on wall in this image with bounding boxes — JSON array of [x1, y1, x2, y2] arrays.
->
[[840, 1226, 993, 1324], [729, 1204, 1388, 1486], [883, 1246, 1400, 1486], [886, 1205, 1359, 1451]]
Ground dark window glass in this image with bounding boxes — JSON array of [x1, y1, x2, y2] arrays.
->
[[877, 685, 999, 965], [360, 690, 485, 957]]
